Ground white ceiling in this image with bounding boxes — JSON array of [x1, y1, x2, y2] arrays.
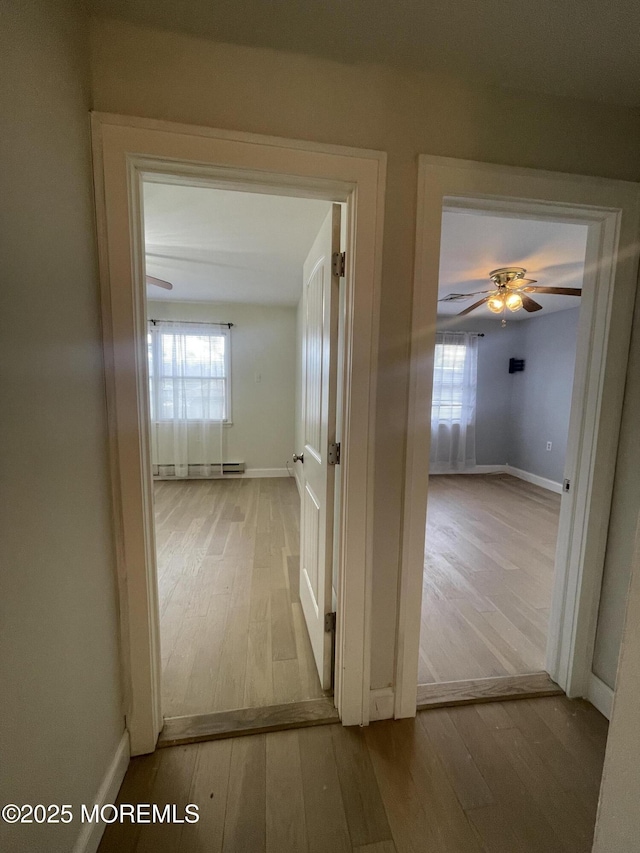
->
[[92, 0, 640, 107], [143, 182, 332, 305], [438, 211, 587, 321]]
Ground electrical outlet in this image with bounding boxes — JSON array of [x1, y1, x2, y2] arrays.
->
[[546, 441, 552, 451]]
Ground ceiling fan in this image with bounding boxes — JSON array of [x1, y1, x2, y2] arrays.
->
[[440, 267, 581, 325], [146, 275, 173, 290]]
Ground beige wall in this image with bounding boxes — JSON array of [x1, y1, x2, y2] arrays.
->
[[592, 274, 640, 688], [593, 519, 640, 851], [0, 2, 123, 851], [148, 300, 297, 470], [90, 17, 640, 692]]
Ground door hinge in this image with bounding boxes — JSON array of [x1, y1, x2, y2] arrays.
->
[[563, 478, 571, 493], [324, 611, 337, 633], [332, 251, 346, 277], [328, 441, 341, 465]]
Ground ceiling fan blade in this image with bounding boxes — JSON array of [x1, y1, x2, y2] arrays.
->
[[525, 286, 582, 297], [457, 296, 490, 316], [146, 275, 173, 290], [438, 289, 492, 302], [521, 294, 543, 312]]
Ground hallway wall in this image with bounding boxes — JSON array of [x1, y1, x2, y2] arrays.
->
[[0, 3, 123, 851]]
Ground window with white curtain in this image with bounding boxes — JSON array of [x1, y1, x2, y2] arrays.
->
[[147, 321, 230, 422], [431, 342, 469, 422], [430, 331, 478, 472]]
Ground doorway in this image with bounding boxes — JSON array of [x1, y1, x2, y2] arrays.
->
[[418, 210, 587, 691], [91, 113, 386, 754], [142, 181, 343, 722], [396, 155, 640, 719]]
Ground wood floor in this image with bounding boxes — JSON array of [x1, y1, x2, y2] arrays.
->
[[155, 477, 325, 718], [420, 474, 560, 684], [98, 695, 607, 853]]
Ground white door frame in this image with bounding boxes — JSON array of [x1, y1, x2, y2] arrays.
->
[[395, 154, 640, 719], [91, 113, 386, 754]]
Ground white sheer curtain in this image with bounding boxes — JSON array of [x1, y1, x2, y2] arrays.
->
[[148, 321, 229, 478], [430, 331, 478, 473]]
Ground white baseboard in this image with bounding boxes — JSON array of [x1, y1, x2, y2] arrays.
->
[[244, 467, 291, 478], [588, 673, 614, 720], [71, 731, 130, 853], [369, 687, 395, 721], [429, 463, 563, 494], [506, 465, 563, 494], [429, 464, 507, 475], [154, 467, 292, 481]]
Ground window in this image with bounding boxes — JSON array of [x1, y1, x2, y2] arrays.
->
[[147, 322, 230, 422], [430, 331, 478, 471], [431, 342, 468, 422]]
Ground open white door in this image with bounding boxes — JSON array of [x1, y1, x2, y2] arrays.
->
[[297, 204, 341, 691]]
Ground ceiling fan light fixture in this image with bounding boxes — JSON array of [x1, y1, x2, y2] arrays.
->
[[487, 294, 505, 313], [505, 292, 523, 312], [488, 267, 538, 290], [454, 266, 574, 321]]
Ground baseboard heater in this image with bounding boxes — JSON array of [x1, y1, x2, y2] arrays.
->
[[153, 462, 246, 479]]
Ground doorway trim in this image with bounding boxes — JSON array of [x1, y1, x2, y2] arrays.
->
[[395, 154, 640, 718], [91, 112, 386, 754]]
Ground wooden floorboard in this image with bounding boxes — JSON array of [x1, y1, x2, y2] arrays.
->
[[416, 672, 562, 710], [420, 474, 560, 684], [158, 697, 339, 747], [154, 477, 328, 718], [100, 695, 606, 853]]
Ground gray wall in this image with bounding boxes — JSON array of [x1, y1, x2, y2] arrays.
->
[[508, 309, 579, 483], [437, 309, 579, 483], [0, 2, 124, 851]]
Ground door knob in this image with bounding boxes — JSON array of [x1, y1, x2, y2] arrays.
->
[[293, 453, 304, 464]]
